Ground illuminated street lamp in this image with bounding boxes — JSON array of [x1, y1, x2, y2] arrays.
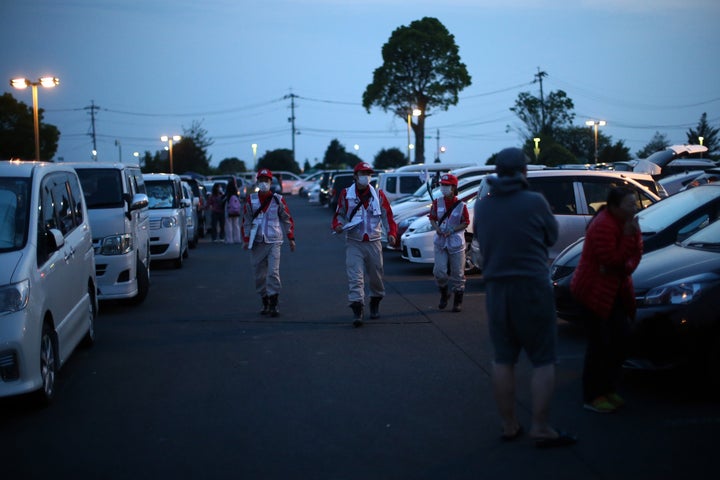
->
[[251, 143, 258, 169], [407, 108, 422, 162], [533, 137, 541, 160], [585, 120, 606, 163], [161, 135, 181, 173], [699, 136, 704, 158], [10, 76, 60, 161]]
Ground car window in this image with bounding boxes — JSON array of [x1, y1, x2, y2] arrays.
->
[[682, 217, 720, 249], [529, 179, 577, 215], [146, 181, 178, 209], [0, 177, 29, 251], [385, 176, 397, 193], [400, 176, 424, 194], [76, 169, 124, 209], [579, 178, 650, 214]]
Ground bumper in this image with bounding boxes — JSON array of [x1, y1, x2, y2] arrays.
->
[[94, 252, 139, 300], [0, 310, 42, 398]]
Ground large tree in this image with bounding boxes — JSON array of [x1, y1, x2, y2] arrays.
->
[[636, 131, 670, 159], [509, 89, 575, 142], [686, 112, 719, 160], [257, 148, 300, 173], [362, 17, 471, 164], [374, 147, 407, 170], [0, 92, 60, 160]]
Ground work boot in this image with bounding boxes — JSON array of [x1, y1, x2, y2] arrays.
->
[[268, 294, 279, 317], [438, 286, 449, 310], [452, 291, 464, 312], [369, 296, 382, 319], [350, 301, 364, 327], [260, 296, 270, 315]]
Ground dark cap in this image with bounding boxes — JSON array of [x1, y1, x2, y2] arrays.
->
[[495, 148, 529, 176]]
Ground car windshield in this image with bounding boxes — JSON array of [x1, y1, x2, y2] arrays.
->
[[75, 169, 124, 209], [0, 177, 30, 252], [638, 186, 720, 234], [146, 181, 178, 209], [681, 218, 720, 250]]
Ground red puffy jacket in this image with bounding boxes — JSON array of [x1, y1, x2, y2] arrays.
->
[[570, 209, 643, 320]]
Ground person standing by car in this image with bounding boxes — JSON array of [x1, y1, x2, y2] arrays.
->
[[207, 182, 226, 242], [571, 186, 642, 414], [241, 169, 296, 317], [474, 147, 577, 448], [332, 162, 398, 327], [429, 173, 469, 312], [224, 181, 242, 244]]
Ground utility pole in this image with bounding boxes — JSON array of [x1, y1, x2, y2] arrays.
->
[[284, 92, 297, 161], [435, 129, 440, 162], [85, 100, 100, 159], [534, 68, 547, 133]]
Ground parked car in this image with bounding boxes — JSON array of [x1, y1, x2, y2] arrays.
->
[[376, 171, 427, 203], [658, 170, 707, 196], [291, 170, 324, 197], [181, 180, 199, 249], [180, 175, 207, 237], [551, 184, 720, 322], [327, 173, 356, 212], [272, 171, 303, 194], [390, 175, 487, 249], [71, 162, 151, 304], [627, 217, 720, 376], [634, 144, 713, 179], [0, 161, 97, 404], [307, 182, 322, 205], [680, 167, 720, 191], [144, 173, 189, 268]]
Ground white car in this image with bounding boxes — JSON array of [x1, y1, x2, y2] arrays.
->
[[0, 161, 97, 404], [291, 171, 324, 197], [181, 180, 199, 249], [144, 173, 189, 268]]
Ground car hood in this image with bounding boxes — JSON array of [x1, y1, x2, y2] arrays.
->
[[632, 244, 720, 291], [87, 208, 127, 239], [0, 251, 24, 284]]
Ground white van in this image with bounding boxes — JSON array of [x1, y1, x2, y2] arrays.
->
[[143, 173, 189, 268], [0, 161, 97, 404], [70, 163, 151, 304]]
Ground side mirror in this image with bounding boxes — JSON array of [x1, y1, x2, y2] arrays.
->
[[47, 228, 65, 252], [129, 193, 149, 211], [181, 198, 191, 208]]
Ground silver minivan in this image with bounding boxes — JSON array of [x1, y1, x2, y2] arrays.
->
[[143, 173, 189, 268], [0, 161, 97, 404], [70, 163, 150, 304]]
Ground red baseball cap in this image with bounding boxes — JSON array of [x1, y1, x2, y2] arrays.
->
[[353, 162, 374, 174], [439, 173, 458, 186], [256, 168, 273, 180]]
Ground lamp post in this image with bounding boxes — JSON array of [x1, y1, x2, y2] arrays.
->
[[407, 108, 421, 163], [699, 136, 704, 158], [533, 137, 541, 161], [115, 139, 122, 163], [585, 120, 606, 163], [251, 143, 258, 170], [161, 135, 181, 173], [10, 76, 60, 161]]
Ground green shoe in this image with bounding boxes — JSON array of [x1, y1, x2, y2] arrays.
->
[[606, 392, 625, 408], [583, 395, 617, 413]]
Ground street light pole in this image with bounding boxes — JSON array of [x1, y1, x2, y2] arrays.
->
[[115, 139, 122, 162], [407, 108, 421, 163], [699, 136, 704, 158], [585, 120, 606, 163], [252, 143, 258, 170], [10, 76, 60, 161], [161, 135, 181, 173]]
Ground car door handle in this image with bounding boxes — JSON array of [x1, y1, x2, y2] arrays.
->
[[64, 247, 76, 262]]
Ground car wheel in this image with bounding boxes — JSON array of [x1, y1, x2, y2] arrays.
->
[[34, 323, 57, 406], [81, 285, 97, 347], [174, 248, 184, 269], [128, 256, 150, 305]]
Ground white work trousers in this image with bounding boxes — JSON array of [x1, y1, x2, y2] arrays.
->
[[346, 239, 385, 304], [433, 246, 466, 293], [251, 241, 282, 297]]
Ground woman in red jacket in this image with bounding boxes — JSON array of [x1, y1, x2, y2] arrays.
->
[[571, 186, 643, 413]]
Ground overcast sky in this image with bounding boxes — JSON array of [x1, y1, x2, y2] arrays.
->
[[2, 0, 719, 169]]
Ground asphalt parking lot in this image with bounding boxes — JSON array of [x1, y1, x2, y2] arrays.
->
[[1, 194, 718, 480]]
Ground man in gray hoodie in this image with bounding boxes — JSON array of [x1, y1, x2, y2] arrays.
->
[[473, 147, 576, 448]]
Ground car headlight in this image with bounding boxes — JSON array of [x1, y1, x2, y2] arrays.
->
[[642, 276, 715, 306], [99, 234, 133, 255], [0, 279, 30, 314], [161, 216, 178, 228], [399, 217, 418, 230], [413, 221, 434, 234]]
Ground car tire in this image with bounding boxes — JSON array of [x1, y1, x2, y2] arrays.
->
[[129, 256, 150, 305], [81, 285, 97, 348], [34, 322, 57, 406]]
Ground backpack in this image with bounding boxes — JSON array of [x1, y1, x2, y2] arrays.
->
[[227, 194, 241, 217]]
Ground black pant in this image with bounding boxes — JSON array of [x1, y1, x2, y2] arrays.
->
[[582, 297, 630, 403]]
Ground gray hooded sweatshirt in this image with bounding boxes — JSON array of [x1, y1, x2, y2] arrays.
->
[[473, 173, 558, 281]]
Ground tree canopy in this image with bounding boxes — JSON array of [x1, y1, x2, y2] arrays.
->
[[0, 92, 60, 160], [257, 148, 301, 173], [686, 112, 719, 160], [362, 17, 471, 164]]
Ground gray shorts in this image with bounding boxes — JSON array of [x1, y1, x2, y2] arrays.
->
[[485, 277, 557, 367]]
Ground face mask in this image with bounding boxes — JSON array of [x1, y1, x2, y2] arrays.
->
[[440, 185, 452, 196], [357, 175, 370, 187], [257, 181, 270, 192]]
